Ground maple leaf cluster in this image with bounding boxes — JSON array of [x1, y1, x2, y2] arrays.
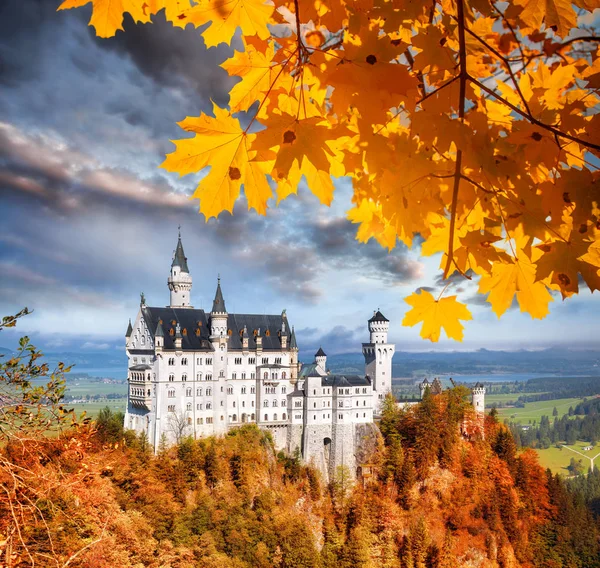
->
[[59, 0, 600, 341]]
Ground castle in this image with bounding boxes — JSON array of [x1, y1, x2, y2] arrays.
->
[[124, 233, 395, 480]]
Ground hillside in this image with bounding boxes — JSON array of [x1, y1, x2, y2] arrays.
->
[[1, 392, 598, 567]]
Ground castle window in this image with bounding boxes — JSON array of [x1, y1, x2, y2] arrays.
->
[[273, 400, 278, 407], [339, 414, 343, 420], [168, 389, 175, 398], [182, 328, 188, 336], [206, 358, 212, 365], [133, 358, 138, 364], [207, 417, 213, 424], [282, 386, 286, 394], [197, 373, 202, 380], [355, 388, 359, 394], [241, 387, 246, 394], [313, 403, 316, 408], [182, 374, 187, 382], [220, 401, 224, 406], [273, 413, 278, 420], [186, 388, 192, 397], [251, 372, 255, 379], [182, 358, 188, 366], [313, 390, 316, 395], [232, 373, 237, 380], [195, 329, 201, 336], [264, 401, 269, 407], [235, 357, 242, 365], [295, 401, 302, 408], [282, 373, 286, 380], [356, 413, 359, 418], [220, 416, 224, 421], [281, 399, 286, 407], [206, 374, 212, 381], [339, 401, 344, 408], [168, 405, 175, 412], [265, 330, 270, 337], [251, 387, 255, 394], [275, 357, 281, 364], [168, 358, 175, 366], [356, 401, 359, 406], [232, 414, 237, 422], [206, 402, 212, 409], [242, 401, 245, 407], [169, 328, 174, 336], [169, 374, 174, 382], [219, 370, 225, 378], [264, 414, 268, 421], [187, 403, 192, 411], [262, 358, 268, 365], [197, 403, 202, 410], [363, 400, 366, 406], [141, 336, 145, 345], [197, 417, 203, 425], [206, 388, 212, 396], [249, 358, 255, 364], [271, 373, 277, 380], [264, 372, 268, 379], [282, 413, 286, 420], [241, 373, 246, 380], [228, 387, 233, 394], [197, 358, 202, 365]]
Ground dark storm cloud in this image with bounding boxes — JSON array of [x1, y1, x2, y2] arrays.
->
[[296, 325, 361, 356], [95, 10, 235, 106], [307, 217, 423, 285]]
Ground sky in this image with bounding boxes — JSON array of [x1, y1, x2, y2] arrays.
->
[[0, 0, 599, 357]]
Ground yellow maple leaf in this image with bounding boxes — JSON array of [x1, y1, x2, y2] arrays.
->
[[161, 104, 271, 219], [514, 0, 577, 37], [402, 290, 473, 342], [221, 43, 289, 113], [478, 256, 553, 319], [57, 0, 152, 38], [181, 0, 274, 48]]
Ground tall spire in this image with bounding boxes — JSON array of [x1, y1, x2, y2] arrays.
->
[[290, 326, 298, 349], [126, 319, 133, 337], [211, 276, 227, 313], [171, 232, 189, 273]]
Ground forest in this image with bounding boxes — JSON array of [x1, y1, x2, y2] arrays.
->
[[2, 372, 600, 565]]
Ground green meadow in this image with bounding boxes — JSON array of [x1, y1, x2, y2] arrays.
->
[[535, 442, 600, 476], [496, 397, 585, 424]]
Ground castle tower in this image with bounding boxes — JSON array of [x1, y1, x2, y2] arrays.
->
[[472, 382, 486, 413], [315, 347, 327, 373], [167, 231, 192, 308], [290, 327, 299, 382], [419, 378, 430, 399], [362, 310, 395, 408], [210, 277, 228, 434]]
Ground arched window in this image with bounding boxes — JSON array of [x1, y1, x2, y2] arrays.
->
[[206, 388, 212, 396], [281, 400, 286, 407], [274, 413, 278, 421], [251, 413, 255, 420], [273, 400, 278, 407], [197, 372, 202, 380], [169, 374, 174, 382], [197, 388, 202, 396], [264, 400, 269, 407], [186, 388, 192, 397], [182, 358, 187, 365], [182, 374, 187, 382], [263, 372, 268, 379], [232, 414, 237, 422], [168, 389, 175, 398], [282, 413, 287, 420], [264, 414, 268, 421], [186, 403, 192, 411]]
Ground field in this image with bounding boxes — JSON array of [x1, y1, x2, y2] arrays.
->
[[535, 442, 600, 476], [496, 397, 585, 424], [485, 392, 547, 406], [69, 400, 126, 419]]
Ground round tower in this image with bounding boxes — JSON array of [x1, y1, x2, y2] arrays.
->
[[368, 310, 389, 344], [472, 382, 486, 413], [168, 230, 192, 308]]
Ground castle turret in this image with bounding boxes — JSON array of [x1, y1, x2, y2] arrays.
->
[[315, 347, 327, 373], [472, 382, 486, 413], [154, 320, 164, 351], [290, 326, 299, 382], [210, 276, 227, 338], [419, 378, 430, 399], [210, 277, 228, 434], [168, 231, 192, 308], [362, 309, 395, 408]]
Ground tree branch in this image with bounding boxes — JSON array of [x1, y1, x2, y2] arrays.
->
[[443, 0, 467, 279], [469, 76, 600, 152]]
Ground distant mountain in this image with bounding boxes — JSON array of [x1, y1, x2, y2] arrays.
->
[[320, 348, 600, 378]]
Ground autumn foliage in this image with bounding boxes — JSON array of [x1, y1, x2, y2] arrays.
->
[[58, 0, 600, 340], [1, 392, 599, 566]]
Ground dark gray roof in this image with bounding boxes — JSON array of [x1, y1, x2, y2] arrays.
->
[[155, 321, 164, 338], [290, 327, 297, 349], [290, 390, 305, 397], [126, 319, 133, 337], [172, 235, 189, 273], [315, 347, 326, 357], [139, 306, 293, 352], [212, 279, 227, 313], [473, 382, 485, 389], [322, 375, 371, 387], [369, 310, 389, 323], [129, 364, 152, 371]]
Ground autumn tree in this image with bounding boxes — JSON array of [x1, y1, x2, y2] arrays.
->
[[59, 0, 600, 341]]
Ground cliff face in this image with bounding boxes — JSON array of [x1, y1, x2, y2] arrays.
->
[[1, 395, 598, 568]]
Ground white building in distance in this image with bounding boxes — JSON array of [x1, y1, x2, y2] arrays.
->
[[124, 233, 393, 480]]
